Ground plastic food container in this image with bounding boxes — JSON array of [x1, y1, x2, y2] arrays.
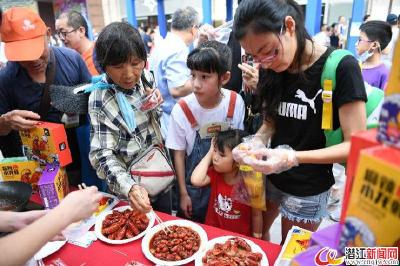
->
[[133, 91, 158, 112]]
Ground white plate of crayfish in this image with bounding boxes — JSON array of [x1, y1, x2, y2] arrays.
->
[[195, 235, 268, 266], [94, 205, 155, 244]]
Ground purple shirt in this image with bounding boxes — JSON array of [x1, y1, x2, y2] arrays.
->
[[362, 63, 389, 90]]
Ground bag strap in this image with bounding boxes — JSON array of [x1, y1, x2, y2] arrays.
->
[[39, 48, 56, 119], [178, 99, 198, 128], [148, 110, 175, 172], [179, 91, 237, 128], [227, 91, 237, 119], [320, 49, 352, 130], [142, 71, 164, 144], [148, 111, 163, 144]]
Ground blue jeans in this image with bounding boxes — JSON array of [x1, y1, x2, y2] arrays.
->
[[266, 178, 330, 223], [177, 131, 211, 223]]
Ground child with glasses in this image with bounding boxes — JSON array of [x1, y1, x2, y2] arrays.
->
[[355, 20, 392, 90], [232, 0, 368, 244]]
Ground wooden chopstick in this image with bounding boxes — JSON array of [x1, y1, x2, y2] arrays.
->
[[135, 179, 171, 234], [153, 211, 171, 233]]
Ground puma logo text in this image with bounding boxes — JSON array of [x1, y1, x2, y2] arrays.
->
[[278, 102, 308, 120], [295, 89, 322, 114]]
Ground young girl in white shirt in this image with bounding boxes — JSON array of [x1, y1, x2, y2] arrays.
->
[[166, 40, 245, 222]]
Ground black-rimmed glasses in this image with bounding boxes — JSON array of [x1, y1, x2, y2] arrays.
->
[[55, 28, 78, 40]]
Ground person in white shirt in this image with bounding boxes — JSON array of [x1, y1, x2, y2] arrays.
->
[[338, 15, 348, 48], [313, 24, 331, 47], [150, 7, 200, 139], [166, 41, 245, 222]]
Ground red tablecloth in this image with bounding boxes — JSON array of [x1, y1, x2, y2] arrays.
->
[[31, 194, 281, 266]]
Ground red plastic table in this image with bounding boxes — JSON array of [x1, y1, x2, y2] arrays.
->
[[31, 193, 281, 266]]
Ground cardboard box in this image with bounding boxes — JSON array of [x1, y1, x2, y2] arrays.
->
[[274, 226, 312, 266], [19, 122, 72, 167], [340, 145, 400, 252], [346, 129, 380, 180], [292, 224, 345, 266], [342, 129, 381, 224], [0, 157, 42, 190], [38, 164, 69, 209]]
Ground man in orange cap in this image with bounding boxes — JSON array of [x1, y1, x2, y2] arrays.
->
[[0, 7, 91, 184]]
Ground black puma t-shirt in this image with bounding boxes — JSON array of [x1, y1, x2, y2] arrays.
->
[[268, 48, 367, 196]]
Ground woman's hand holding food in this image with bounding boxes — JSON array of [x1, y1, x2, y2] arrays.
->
[[143, 87, 163, 110], [128, 184, 152, 213], [58, 186, 103, 224], [243, 145, 299, 174], [232, 135, 266, 164]]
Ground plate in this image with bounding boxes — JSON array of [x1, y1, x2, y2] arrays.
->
[[34, 240, 67, 260], [141, 219, 208, 266], [94, 206, 155, 244], [194, 235, 269, 266]]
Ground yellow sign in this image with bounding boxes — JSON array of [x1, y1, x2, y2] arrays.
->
[[385, 37, 400, 95], [341, 146, 400, 249]]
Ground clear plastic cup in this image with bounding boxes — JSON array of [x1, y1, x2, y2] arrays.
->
[[133, 90, 158, 112]]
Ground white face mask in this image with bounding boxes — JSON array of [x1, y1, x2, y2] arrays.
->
[[358, 50, 374, 63]]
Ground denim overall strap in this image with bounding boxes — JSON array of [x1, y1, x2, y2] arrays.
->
[[184, 130, 212, 223], [178, 99, 211, 222]]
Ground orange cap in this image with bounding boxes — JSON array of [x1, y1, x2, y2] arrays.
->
[[1, 7, 47, 61]]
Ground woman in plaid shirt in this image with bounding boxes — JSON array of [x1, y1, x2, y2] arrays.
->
[[88, 22, 165, 213]]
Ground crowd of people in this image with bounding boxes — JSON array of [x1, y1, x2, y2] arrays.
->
[[0, 0, 398, 264], [313, 13, 399, 91]]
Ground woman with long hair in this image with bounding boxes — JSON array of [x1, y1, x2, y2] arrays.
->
[[232, 0, 367, 243]]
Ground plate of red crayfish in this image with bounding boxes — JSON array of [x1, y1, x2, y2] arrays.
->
[[195, 236, 268, 266], [94, 206, 155, 244], [141, 219, 208, 265]]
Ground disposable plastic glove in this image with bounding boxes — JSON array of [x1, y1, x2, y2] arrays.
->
[[232, 135, 266, 164], [242, 145, 299, 175]]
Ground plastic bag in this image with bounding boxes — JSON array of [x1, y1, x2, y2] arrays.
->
[[232, 135, 267, 210], [201, 21, 233, 45], [213, 21, 233, 44]]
